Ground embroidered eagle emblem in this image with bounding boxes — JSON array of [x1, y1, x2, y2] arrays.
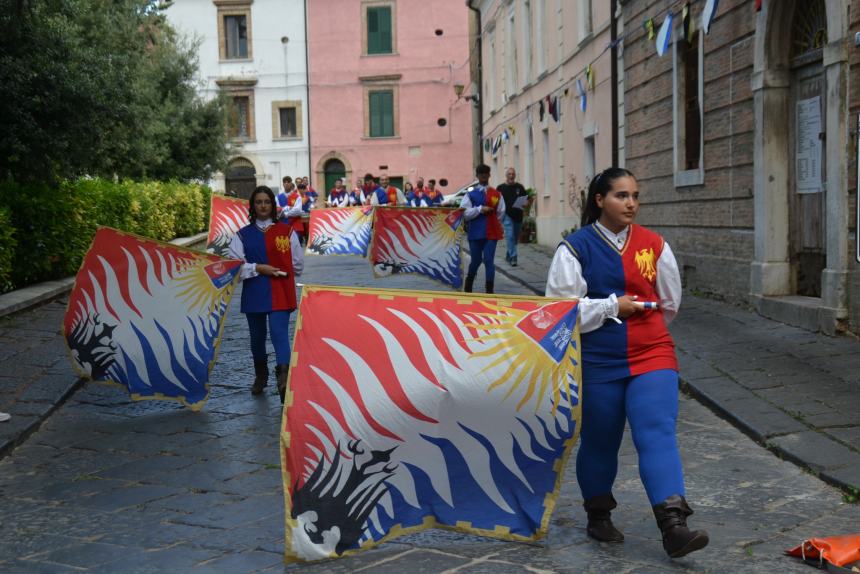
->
[[635, 247, 657, 282], [275, 235, 291, 254]]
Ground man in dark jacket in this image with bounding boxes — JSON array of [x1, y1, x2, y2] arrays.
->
[[497, 167, 529, 266]]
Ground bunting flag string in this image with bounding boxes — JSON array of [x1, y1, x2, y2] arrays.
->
[[656, 12, 673, 56], [576, 79, 587, 112], [702, 0, 720, 34], [480, 0, 720, 143], [644, 18, 656, 40]]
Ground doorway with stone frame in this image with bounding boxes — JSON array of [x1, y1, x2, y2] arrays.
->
[[751, 0, 849, 333]]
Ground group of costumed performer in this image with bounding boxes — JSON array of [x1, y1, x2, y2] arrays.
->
[[460, 163, 505, 294], [228, 186, 304, 404], [545, 167, 709, 559]]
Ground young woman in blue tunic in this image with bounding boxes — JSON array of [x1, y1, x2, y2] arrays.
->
[[229, 186, 303, 403], [545, 168, 708, 558]]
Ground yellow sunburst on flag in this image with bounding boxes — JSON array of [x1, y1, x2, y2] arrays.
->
[[464, 301, 580, 415]]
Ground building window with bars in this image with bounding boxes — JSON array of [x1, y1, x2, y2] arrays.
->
[[229, 95, 251, 140], [279, 107, 297, 138]]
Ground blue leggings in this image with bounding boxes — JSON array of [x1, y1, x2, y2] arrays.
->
[[246, 311, 292, 365], [467, 239, 497, 281], [576, 369, 685, 506]]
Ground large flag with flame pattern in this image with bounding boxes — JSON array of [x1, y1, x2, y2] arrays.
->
[[280, 286, 582, 562], [206, 194, 248, 257], [306, 206, 374, 257], [370, 207, 466, 289], [64, 227, 242, 410]]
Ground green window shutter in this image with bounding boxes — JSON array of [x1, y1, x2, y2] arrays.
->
[[380, 91, 393, 136], [369, 90, 394, 137], [367, 6, 392, 54]]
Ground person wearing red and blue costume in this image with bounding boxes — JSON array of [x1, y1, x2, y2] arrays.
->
[[229, 186, 303, 404], [545, 167, 708, 559], [461, 164, 504, 294]]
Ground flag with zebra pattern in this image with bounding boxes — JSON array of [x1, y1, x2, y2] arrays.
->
[[64, 227, 241, 410], [370, 207, 466, 289], [281, 285, 582, 562], [206, 194, 248, 257]]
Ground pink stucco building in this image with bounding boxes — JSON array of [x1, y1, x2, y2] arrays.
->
[[308, 0, 475, 196]]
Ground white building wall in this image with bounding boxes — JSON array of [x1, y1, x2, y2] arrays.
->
[[166, 0, 310, 191]]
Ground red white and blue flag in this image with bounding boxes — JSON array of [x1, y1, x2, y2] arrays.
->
[[206, 194, 248, 257], [370, 207, 466, 289], [306, 206, 374, 257], [280, 286, 582, 562], [64, 227, 242, 409]]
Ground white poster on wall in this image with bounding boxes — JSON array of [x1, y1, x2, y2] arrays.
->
[[796, 96, 822, 194]]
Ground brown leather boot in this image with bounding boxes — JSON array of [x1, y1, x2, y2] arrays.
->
[[251, 360, 268, 395], [583, 494, 624, 543], [652, 495, 709, 558], [464, 275, 475, 293], [275, 364, 289, 404]]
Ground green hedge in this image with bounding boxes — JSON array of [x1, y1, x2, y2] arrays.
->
[[0, 178, 212, 293], [0, 206, 16, 293]]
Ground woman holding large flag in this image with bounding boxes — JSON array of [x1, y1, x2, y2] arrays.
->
[[545, 168, 708, 558], [229, 186, 303, 404]]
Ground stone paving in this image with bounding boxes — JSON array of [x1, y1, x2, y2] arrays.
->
[[0, 252, 858, 572]]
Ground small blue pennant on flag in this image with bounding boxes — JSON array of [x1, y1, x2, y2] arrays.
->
[[204, 260, 241, 289], [515, 300, 579, 364]]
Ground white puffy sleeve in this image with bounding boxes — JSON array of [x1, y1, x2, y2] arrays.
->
[[227, 232, 259, 281], [656, 241, 682, 324], [545, 245, 620, 333]]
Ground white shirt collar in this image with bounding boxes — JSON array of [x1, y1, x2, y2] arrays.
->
[[595, 221, 629, 247], [255, 218, 274, 230]]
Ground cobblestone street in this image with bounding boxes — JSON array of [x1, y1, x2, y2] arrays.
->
[[0, 255, 858, 573]]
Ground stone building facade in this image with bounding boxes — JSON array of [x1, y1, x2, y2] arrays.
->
[[166, 0, 310, 197], [469, 0, 619, 244], [620, 0, 860, 334]]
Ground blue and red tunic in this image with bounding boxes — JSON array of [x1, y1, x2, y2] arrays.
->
[[237, 222, 297, 314], [465, 186, 504, 241], [561, 223, 677, 383], [374, 186, 400, 205]]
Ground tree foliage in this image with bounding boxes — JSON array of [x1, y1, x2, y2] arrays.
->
[[0, 0, 226, 183]]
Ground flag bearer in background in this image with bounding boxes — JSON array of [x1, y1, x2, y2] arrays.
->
[[229, 186, 303, 404], [544, 167, 708, 559], [460, 164, 504, 294]]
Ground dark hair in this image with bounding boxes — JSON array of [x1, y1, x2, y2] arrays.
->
[[282, 175, 292, 183], [248, 186, 277, 222], [475, 163, 491, 175], [428, 178, 436, 185], [582, 167, 635, 226], [363, 172, 374, 181]]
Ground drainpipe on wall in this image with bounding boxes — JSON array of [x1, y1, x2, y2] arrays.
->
[[304, 0, 313, 184], [467, 1, 483, 168], [610, 0, 619, 167]]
